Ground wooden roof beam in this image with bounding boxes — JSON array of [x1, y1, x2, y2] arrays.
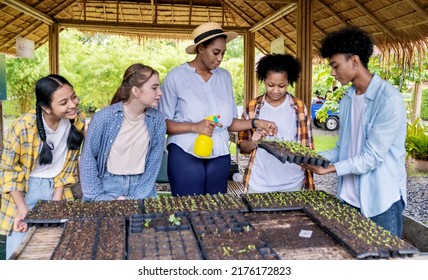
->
[[104, 3, 107, 21], [2, 0, 76, 49], [405, 0, 428, 18], [395, 18, 428, 31], [352, 0, 396, 39], [1, 0, 74, 31], [252, 2, 297, 52], [5, 22, 43, 52], [1, 0, 53, 25], [315, 0, 346, 26], [222, 0, 293, 53], [244, 0, 297, 3], [249, 3, 296, 32], [58, 19, 249, 34], [188, 1, 192, 25]]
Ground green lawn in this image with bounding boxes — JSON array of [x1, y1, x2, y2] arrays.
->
[[314, 135, 338, 152]]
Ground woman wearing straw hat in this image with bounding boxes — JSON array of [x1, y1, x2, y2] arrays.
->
[[159, 22, 277, 196]]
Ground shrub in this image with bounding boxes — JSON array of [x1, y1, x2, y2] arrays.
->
[[421, 89, 428, 121], [406, 118, 428, 161]]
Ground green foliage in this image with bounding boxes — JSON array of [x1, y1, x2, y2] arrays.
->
[[312, 53, 427, 122], [312, 63, 336, 94], [3, 29, 424, 119], [314, 87, 345, 123], [421, 89, 428, 121], [4, 45, 49, 116], [58, 30, 245, 111], [222, 57, 244, 105], [405, 118, 428, 161]]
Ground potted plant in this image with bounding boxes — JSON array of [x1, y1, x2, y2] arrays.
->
[[405, 118, 428, 172]]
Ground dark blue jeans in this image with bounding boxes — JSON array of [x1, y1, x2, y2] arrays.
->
[[370, 198, 405, 238], [167, 143, 230, 196], [344, 198, 404, 238]]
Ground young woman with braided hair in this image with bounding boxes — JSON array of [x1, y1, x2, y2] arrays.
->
[[0, 74, 85, 259], [80, 63, 165, 201]]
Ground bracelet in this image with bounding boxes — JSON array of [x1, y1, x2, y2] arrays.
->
[[251, 118, 258, 129]]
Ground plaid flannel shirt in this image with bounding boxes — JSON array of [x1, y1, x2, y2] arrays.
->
[[0, 110, 85, 235], [238, 93, 315, 192]]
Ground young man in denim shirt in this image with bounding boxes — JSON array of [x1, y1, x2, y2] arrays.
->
[[304, 26, 407, 237]]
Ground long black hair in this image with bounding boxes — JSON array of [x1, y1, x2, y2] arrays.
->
[[35, 74, 84, 165]]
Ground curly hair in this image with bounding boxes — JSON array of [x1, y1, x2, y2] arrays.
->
[[256, 54, 301, 87], [320, 26, 374, 68]]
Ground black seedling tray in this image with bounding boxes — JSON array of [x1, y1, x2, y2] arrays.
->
[[51, 217, 126, 260], [240, 193, 305, 212], [25, 199, 143, 222], [258, 142, 330, 167], [303, 208, 420, 259], [188, 210, 254, 237], [128, 213, 203, 260]]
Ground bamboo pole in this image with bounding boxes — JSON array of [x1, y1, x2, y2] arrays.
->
[[295, 0, 313, 112], [49, 23, 59, 74], [0, 101, 3, 156], [244, 30, 256, 106], [412, 81, 422, 121]]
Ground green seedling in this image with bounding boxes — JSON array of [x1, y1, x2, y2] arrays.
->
[[168, 214, 181, 226]]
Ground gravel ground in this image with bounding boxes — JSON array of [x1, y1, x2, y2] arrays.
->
[[312, 126, 428, 225], [314, 173, 428, 224]]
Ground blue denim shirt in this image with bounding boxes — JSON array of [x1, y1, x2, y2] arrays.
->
[[80, 102, 166, 201], [321, 74, 407, 217]]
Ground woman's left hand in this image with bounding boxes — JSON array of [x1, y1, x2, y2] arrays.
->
[[251, 129, 267, 142], [255, 119, 278, 136], [13, 207, 29, 232]]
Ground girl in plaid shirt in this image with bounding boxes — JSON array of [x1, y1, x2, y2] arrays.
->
[[238, 54, 315, 193], [0, 75, 85, 259]]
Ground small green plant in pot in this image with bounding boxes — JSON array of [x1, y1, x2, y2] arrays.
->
[[406, 118, 428, 172]]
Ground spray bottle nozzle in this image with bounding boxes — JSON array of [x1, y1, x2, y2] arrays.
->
[[206, 115, 220, 123]]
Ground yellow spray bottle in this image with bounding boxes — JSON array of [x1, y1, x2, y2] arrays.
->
[[194, 115, 220, 157]]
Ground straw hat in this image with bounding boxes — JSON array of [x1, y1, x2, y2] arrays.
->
[[185, 22, 238, 54]]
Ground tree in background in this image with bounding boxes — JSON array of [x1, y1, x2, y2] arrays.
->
[[4, 46, 48, 116], [3, 30, 426, 120], [313, 51, 428, 122]]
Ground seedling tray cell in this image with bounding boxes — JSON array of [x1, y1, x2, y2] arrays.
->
[[198, 231, 280, 260], [51, 217, 126, 260], [188, 210, 254, 237], [128, 213, 202, 260]]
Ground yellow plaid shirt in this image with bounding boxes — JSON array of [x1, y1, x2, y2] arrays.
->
[[0, 110, 85, 235], [238, 93, 315, 192]]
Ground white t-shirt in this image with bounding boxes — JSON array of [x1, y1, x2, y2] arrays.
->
[[31, 117, 70, 178], [248, 95, 304, 193], [340, 92, 365, 207]]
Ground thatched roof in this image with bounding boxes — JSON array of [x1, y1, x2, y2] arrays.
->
[[0, 0, 427, 59]]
